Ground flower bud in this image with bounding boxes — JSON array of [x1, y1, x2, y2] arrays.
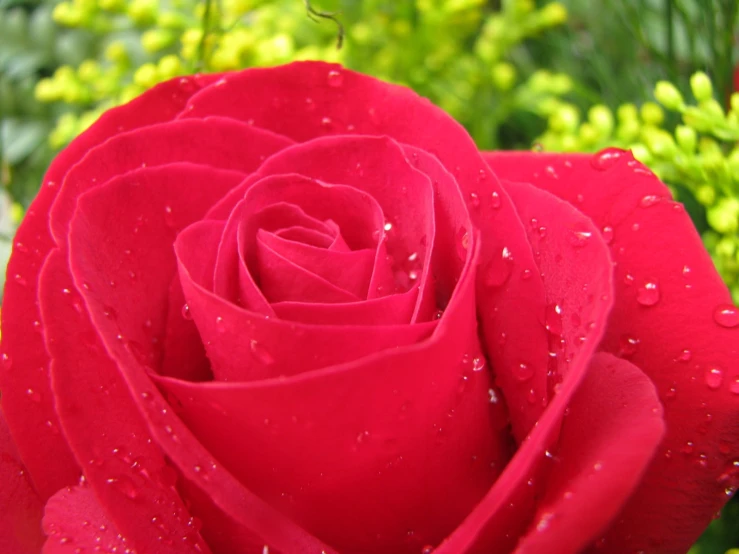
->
[[142, 29, 174, 53], [696, 184, 716, 206], [690, 71, 713, 102], [674, 125, 697, 153], [491, 62, 516, 91], [617, 103, 639, 123], [654, 81, 684, 110], [588, 104, 614, 137], [630, 143, 652, 165], [133, 63, 158, 89], [539, 2, 568, 25], [640, 102, 664, 126]]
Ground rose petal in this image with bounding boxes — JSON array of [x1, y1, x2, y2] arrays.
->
[[66, 166, 343, 553], [42, 485, 128, 554], [250, 137, 436, 309], [435, 181, 613, 553], [50, 117, 291, 244], [40, 250, 211, 554], [513, 353, 665, 554], [0, 408, 43, 553], [176, 220, 435, 381], [155, 236, 512, 553], [257, 230, 375, 298], [483, 149, 739, 553], [0, 73, 221, 499]]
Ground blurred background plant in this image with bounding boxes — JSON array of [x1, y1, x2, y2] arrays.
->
[[0, 0, 738, 547]]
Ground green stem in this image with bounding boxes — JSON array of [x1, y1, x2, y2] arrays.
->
[[665, 0, 677, 80]]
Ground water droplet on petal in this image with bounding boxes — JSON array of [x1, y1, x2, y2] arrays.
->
[[102, 306, 118, 320], [677, 349, 692, 362], [250, 340, 274, 365], [488, 388, 498, 403], [484, 247, 514, 287], [730, 377, 739, 395], [469, 192, 480, 209], [536, 512, 554, 532], [568, 226, 592, 248], [618, 334, 640, 356], [636, 280, 660, 306], [327, 69, 343, 87], [490, 191, 501, 209], [705, 367, 724, 390], [13, 274, 27, 286], [601, 225, 614, 244], [384, 222, 393, 232], [639, 195, 662, 208], [713, 304, 739, 328], [471, 357, 486, 372], [181, 304, 192, 320], [591, 148, 624, 171], [514, 362, 534, 382], [544, 303, 563, 335], [26, 388, 41, 403]]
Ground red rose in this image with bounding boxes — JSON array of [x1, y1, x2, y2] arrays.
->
[[0, 62, 737, 554]]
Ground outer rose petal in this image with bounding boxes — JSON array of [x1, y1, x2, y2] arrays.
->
[[0, 408, 43, 553], [513, 353, 665, 554], [483, 149, 739, 553], [435, 180, 613, 554], [42, 486, 128, 554], [67, 170, 338, 553], [0, 73, 222, 499], [40, 250, 212, 554]]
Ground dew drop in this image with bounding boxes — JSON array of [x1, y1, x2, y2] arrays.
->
[[677, 349, 692, 362], [618, 334, 640, 356], [102, 306, 118, 320], [320, 116, 333, 128], [484, 247, 514, 287], [705, 367, 724, 390], [488, 388, 498, 403], [568, 227, 592, 248], [469, 192, 480, 209], [26, 388, 41, 403], [250, 339, 274, 365], [521, 268, 532, 280], [383, 222, 393, 232], [730, 377, 739, 395], [545, 166, 558, 179], [591, 148, 624, 171], [601, 225, 614, 245], [636, 280, 660, 306], [327, 69, 343, 87], [639, 195, 662, 208], [490, 191, 501, 209], [544, 303, 563, 335], [181, 304, 192, 320], [13, 274, 27, 286], [471, 357, 486, 372], [713, 304, 739, 328], [536, 512, 554, 532], [514, 362, 534, 382]]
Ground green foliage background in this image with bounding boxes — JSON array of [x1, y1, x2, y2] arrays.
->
[[0, 0, 738, 551]]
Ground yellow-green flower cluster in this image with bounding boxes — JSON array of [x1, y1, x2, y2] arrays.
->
[[538, 72, 739, 302], [36, 0, 570, 150]]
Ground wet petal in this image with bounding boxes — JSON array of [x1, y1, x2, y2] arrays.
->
[[0, 408, 43, 553], [0, 75, 223, 501], [513, 353, 664, 554], [483, 150, 739, 553]]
